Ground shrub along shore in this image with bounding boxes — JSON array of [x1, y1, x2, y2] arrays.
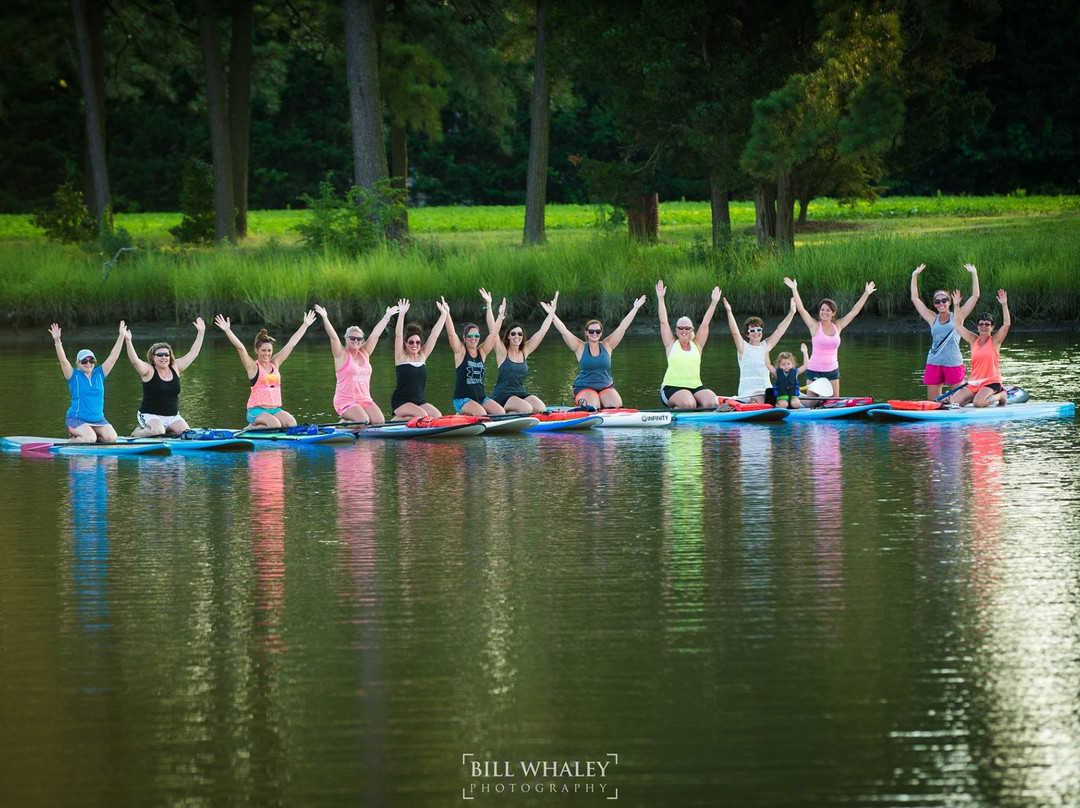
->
[[1, 198, 1077, 329]]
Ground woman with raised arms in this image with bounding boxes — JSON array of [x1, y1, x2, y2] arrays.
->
[[950, 289, 1011, 408], [485, 290, 559, 414], [48, 321, 126, 443], [910, 262, 980, 400], [123, 317, 206, 436], [214, 311, 316, 428], [783, 276, 876, 398], [549, 294, 648, 409], [390, 298, 449, 420], [722, 293, 797, 403], [444, 290, 506, 416], [655, 280, 721, 409], [313, 303, 398, 425]]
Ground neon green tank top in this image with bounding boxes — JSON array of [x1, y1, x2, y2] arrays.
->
[[662, 341, 702, 388]]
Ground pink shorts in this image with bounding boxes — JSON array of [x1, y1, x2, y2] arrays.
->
[[923, 364, 965, 386]]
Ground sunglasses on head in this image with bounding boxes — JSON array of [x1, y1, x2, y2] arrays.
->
[[586, 328, 603, 335], [154, 352, 171, 358]]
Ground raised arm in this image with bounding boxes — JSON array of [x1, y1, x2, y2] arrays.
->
[[174, 317, 206, 372], [548, 308, 583, 353], [783, 276, 817, 331], [797, 342, 811, 374], [101, 321, 127, 377], [49, 323, 73, 379], [442, 299, 465, 360], [835, 282, 877, 331], [764, 297, 797, 351], [361, 304, 398, 356], [479, 288, 497, 334], [956, 263, 981, 321], [994, 289, 1011, 346], [481, 298, 506, 356], [525, 292, 559, 355], [952, 290, 976, 344], [910, 264, 935, 324], [313, 304, 346, 361], [693, 286, 722, 350], [214, 314, 258, 375], [273, 310, 317, 366], [656, 280, 674, 349], [604, 295, 647, 351], [722, 297, 744, 352], [424, 298, 450, 359], [124, 325, 152, 378], [394, 299, 409, 363]]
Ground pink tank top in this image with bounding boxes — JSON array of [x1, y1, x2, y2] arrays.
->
[[807, 324, 841, 372], [333, 351, 373, 411], [247, 362, 282, 409], [970, 337, 1001, 386]]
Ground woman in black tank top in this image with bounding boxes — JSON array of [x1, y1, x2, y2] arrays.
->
[[123, 318, 206, 436], [391, 298, 449, 420]]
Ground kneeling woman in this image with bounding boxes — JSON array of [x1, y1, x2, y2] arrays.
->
[[951, 289, 1011, 408], [314, 303, 398, 425], [215, 312, 316, 428], [549, 295, 648, 409], [124, 317, 206, 436], [48, 321, 126, 443], [445, 291, 507, 416], [486, 290, 559, 414], [656, 280, 721, 409], [390, 298, 449, 420]]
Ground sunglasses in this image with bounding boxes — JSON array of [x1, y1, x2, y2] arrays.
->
[[509, 330, 524, 337], [977, 321, 993, 327], [406, 339, 422, 345], [586, 328, 603, 335], [346, 335, 365, 341], [80, 357, 96, 364], [154, 352, 171, 358], [747, 327, 763, 334], [465, 333, 481, 339], [933, 297, 949, 305], [676, 325, 693, 331]]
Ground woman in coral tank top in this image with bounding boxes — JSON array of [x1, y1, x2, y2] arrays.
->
[[950, 289, 1011, 408]]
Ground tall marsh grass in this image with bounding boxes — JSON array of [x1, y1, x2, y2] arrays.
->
[[2, 214, 1077, 327]]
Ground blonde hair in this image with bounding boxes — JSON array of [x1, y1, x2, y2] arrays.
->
[[776, 351, 795, 365]]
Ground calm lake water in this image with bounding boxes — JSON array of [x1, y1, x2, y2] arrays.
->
[[1, 329, 1079, 807]]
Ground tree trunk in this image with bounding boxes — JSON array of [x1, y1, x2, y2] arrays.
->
[[343, 0, 388, 191], [628, 193, 659, 240], [522, 0, 550, 246], [228, 0, 254, 239], [71, 0, 110, 227], [709, 173, 730, 246], [776, 169, 795, 251], [753, 181, 776, 247], [389, 121, 410, 236], [196, 0, 236, 243], [797, 194, 810, 226]]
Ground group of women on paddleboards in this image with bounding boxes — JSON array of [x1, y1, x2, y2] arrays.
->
[[45, 264, 1016, 441]]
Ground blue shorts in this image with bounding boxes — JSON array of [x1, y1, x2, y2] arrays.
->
[[67, 416, 110, 431], [453, 397, 491, 413], [247, 406, 284, 424]]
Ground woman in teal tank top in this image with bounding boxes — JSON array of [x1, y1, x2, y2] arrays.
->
[[486, 290, 559, 413], [548, 294, 647, 409], [656, 280, 721, 409]]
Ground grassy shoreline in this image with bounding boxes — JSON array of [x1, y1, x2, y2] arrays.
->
[[2, 198, 1078, 328]]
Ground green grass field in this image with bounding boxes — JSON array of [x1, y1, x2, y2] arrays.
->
[[1, 196, 1077, 327]]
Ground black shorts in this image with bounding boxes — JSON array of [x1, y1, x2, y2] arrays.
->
[[660, 385, 707, 405]]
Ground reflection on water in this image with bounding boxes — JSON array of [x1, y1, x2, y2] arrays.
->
[[1, 333, 1079, 805]]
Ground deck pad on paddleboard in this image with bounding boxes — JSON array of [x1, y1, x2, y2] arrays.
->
[[354, 422, 486, 438], [868, 402, 1074, 422], [2, 436, 172, 455]]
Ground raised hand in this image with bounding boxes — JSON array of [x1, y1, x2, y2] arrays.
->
[[479, 288, 492, 306], [951, 289, 962, 307], [539, 300, 554, 315], [48, 323, 62, 341], [912, 263, 926, 277], [964, 263, 978, 275], [302, 310, 317, 327], [711, 286, 721, 303], [385, 304, 400, 317], [997, 288, 1008, 305], [214, 314, 232, 331], [789, 297, 797, 313], [864, 281, 877, 296], [398, 298, 410, 315], [498, 297, 507, 318], [722, 296, 732, 312], [632, 295, 647, 310], [783, 276, 798, 291], [313, 304, 328, 318], [656, 279, 666, 298], [193, 316, 206, 332], [549, 291, 559, 310], [119, 320, 127, 337]]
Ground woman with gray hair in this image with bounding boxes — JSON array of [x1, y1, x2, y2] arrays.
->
[[655, 279, 721, 409], [314, 303, 399, 425]]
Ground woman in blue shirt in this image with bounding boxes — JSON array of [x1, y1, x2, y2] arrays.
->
[[49, 321, 126, 443]]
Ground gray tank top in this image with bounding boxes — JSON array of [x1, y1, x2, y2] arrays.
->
[[492, 357, 528, 400], [927, 313, 962, 366]]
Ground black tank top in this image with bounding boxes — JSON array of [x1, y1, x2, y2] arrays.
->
[[140, 368, 181, 415], [391, 362, 427, 409], [453, 351, 486, 401]]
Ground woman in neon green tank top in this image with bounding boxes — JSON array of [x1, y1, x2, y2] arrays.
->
[[655, 280, 721, 409]]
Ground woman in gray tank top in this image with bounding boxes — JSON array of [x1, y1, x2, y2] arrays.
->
[[486, 291, 560, 413], [910, 262, 980, 400]]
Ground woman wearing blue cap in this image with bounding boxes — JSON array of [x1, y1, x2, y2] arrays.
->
[[48, 321, 127, 443]]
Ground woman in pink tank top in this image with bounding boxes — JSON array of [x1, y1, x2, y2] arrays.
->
[[313, 303, 398, 425], [783, 276, 876, 399], [950, 289, 1011, 408], [214, 311, 317, 428]]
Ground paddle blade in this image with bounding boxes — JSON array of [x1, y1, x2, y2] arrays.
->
[[20, 442, 55, 454]]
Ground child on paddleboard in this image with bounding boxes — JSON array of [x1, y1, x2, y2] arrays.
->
[[769, 344, 811, 410]]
